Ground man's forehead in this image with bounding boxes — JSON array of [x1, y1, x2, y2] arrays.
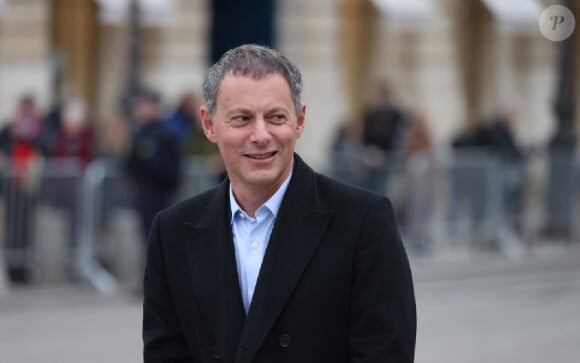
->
[[211, 71, 296, 114], [216, 72, 292, 97]]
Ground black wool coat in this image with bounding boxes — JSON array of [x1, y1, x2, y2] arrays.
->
[[143, 154, 416, 363]]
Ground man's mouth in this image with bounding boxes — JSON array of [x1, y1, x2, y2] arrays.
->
[[245, 151, 277, 159]]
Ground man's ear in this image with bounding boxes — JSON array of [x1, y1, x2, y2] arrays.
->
[[200, 106, 217, 143], [295, 103, 306, 139]]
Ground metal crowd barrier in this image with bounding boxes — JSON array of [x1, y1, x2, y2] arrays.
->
[[1, 151, 578, 291], [76, 156, 218, 293], [1, 158, 85, 284], [0, 156, 218, 292], [330, 148, 580, 257], [404, 150, 505, 255]]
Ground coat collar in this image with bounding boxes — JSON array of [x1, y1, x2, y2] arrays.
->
[[185, 154, 334, 362]]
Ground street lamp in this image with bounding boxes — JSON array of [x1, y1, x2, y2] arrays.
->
[[547, 0, 576, 239]]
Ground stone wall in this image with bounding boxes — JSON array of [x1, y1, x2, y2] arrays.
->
[[0, 0, 51, 124], [0, 0, 572, 155]]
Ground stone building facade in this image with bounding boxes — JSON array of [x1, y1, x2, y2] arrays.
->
[[0, 0, 576, 168]]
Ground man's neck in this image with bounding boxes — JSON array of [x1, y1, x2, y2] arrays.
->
[[230, 170, 292, 218], [231, 180, 281, 218]]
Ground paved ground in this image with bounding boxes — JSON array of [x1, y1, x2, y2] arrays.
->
[[412, 244, 580, 363], [1, 244, 579, 363]]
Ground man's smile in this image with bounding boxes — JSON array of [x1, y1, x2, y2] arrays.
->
[[244, 151, 277, 160]]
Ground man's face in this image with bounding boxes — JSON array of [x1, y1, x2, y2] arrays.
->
[[134, 99, 159, 124], [18, 99, 36, 119], [201, 73, 305, 193]]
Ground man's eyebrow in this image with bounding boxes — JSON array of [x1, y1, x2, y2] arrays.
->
[[225, 108, 253, 116], [266, 107, 290, 114]]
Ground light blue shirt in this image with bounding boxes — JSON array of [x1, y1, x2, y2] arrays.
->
[[229, 170, 292, 314]]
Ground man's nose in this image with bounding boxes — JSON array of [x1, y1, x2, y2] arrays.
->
[[250, 117, 271, 145]]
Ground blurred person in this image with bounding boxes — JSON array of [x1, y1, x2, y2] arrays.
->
[[330, 119, 367, 187], [477, 108, 523, 162], [449, 123, 494, 247], [362, 81, 406, 194], [0, 95, 45, 284], [448, 109, 525, 248], [126, 90, 181, 251], [52, 97, 97, 167], [95, 113, 132, 266], [100, 113, 130, 158], [403, 112, 432, 158], [49, 98, 97, 273], [166, 91, 225, 183], [452, 108, 522, 161], [41, 84, 82, 154], [42, 96, 62, 150], [143, 44, 416, 362], [401, 112, 435, 254], [165, 91, 201, 150], [478, 109, 525, 233]]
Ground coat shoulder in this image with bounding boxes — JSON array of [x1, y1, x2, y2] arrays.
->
[[157, 184, 221, 226]]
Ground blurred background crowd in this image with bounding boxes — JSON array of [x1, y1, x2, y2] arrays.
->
[[0, 0, 578, 291]]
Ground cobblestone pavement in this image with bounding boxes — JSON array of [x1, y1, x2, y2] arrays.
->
[[1, 244, 579, 363]]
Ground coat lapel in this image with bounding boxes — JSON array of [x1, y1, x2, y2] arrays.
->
[[236, 156, 334, 362], [184, 180, 246, 360]]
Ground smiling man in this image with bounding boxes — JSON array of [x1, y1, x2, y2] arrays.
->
[[143, 44, 416, 363]]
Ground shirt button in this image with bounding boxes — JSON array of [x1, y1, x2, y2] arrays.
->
[[251, 242, 258, 249]]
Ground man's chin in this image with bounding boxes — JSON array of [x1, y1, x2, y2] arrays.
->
[[246, 175, 276, 187], [241, 171, 284, 188]]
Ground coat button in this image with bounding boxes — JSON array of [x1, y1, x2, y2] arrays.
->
[[279, 334, 291, 348], [212, 346, 223, 359]]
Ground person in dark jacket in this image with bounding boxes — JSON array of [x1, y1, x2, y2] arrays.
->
[[0, 95, 45, 283], [126, 90, 181, 247], [361, 81, 406, 194], [143, 44, 416, 363]]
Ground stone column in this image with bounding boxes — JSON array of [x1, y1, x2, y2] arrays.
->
[[278, 0, 347, 170], [339, 0, 378, 125], [52, 0, 99, 105], [0, 0, 51, 122], [145, 0, 209, 102], [453, 0, 494, 127], [411, 0, 466, 145], [94, 24, 128, 120], [95, 0, 210, 119]]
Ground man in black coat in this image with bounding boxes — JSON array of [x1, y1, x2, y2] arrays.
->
[[143, 44, 416, 363], [126, 90, 180, 246]]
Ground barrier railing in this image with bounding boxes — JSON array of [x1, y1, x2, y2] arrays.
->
[[1, 151, 578, 291], [1, 158, 87, 282], [0, 156, 218, 292], [76, 156, 218, 294], [329, 148, 579, 256]]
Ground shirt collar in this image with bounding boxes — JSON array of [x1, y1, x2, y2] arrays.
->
[[229, 165, 293, 224]]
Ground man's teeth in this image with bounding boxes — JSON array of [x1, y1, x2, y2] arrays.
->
[[247, 152, 275, 159]]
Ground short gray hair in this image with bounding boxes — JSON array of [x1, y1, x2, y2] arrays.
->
[[202, 44, 303, 115]]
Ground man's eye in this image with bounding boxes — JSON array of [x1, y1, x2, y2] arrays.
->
[[231, 115, 250, 124], [269, 114, 287, 123]]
